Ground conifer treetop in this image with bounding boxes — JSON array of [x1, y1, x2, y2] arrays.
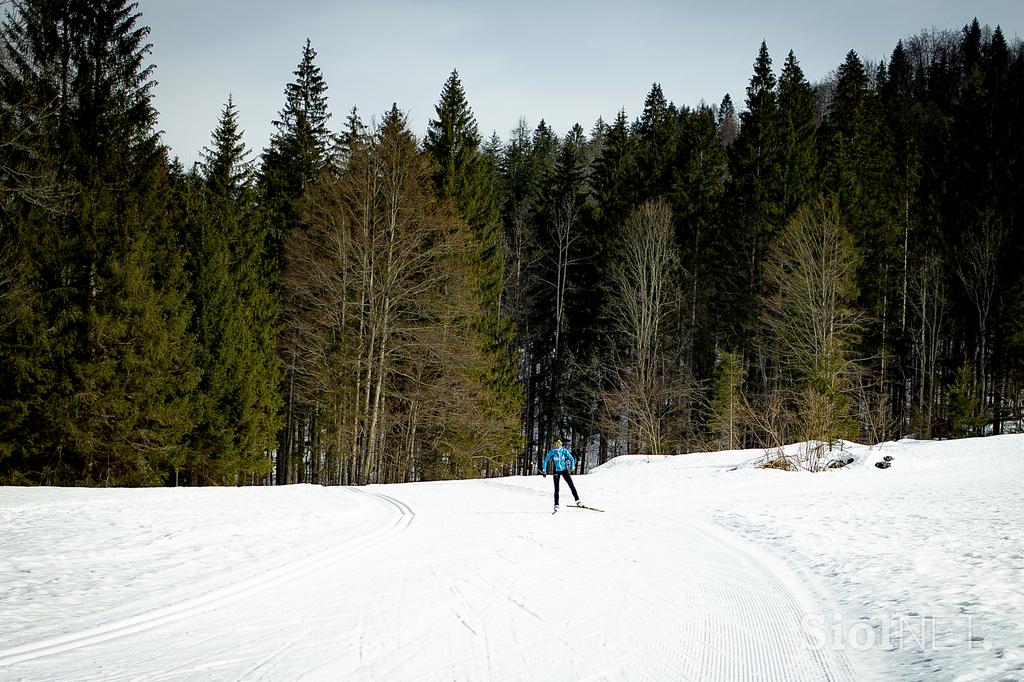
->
[[425, 68, 481, 192], [745, 41, 778, 117], [201, 95, 253, 198], [271, 39, 331, 154]]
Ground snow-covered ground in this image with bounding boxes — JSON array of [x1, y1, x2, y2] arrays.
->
[[1, 436, 1021, 681]]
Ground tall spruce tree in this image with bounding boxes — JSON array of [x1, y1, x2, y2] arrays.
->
[[524, 123, 594, 457], [948, 21, 1015, 418], [261, 40, 333, 484], [517, 119, 562, 465], [716, 94, 739, 147], [670, 105, 729, 379], [777, 50, 819, 218], [496, 117, 535, 353], [998, 33, 1024, 429], [546, 123, 604, 455], [496, 119, 550, 473], [424, 69, 521, 474], [201, 95, 254, 201], [424, 71, 505, 320], [587, 109, 641, 462], [725, 41, 785, 353], [592, 110, 638, 232], [879, 39, 925, 430], [635, 83, 677, 199], [0, 0, 198, 485], [179, 98, 282, 484], [0, 4, 62, 477], [822, 50, 899, 427], [261, 39, 332, 275]]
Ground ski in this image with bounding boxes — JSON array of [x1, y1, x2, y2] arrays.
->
[[570, 504, 605, 512]]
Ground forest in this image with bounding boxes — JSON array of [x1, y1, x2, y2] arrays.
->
[[2, 0, 1022, 485]]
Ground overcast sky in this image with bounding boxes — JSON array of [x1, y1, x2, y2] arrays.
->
[[138, 0, 1024, 166]]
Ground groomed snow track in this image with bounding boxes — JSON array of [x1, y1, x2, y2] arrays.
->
[[2, 479, 853, 681], [0, 489, 413, 670]]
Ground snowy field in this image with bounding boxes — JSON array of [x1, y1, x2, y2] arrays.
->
[[1, 436, 1022, 681]]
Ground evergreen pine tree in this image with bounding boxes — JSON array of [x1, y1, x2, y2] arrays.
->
[[879, 39, 925, 430], [181, 99, 282, 484], [335, 105, 367, 169], [496, 118, 536, 350], [0, 5, 64, 477], [200, 95, 253, 201], [586, 109, 641, 461], [261, 39, 333, 484], [425, 70, 505, 321], [635, 83, 677, 199], [550, 123, 588, 206], [709, 349, 745, 449], [947, 23, 1018, 425], [261, 39, 332, 275], [0, 0, 198, 484], [424, 69, 521, 473], [592, 110, 637, 232], [946, 363, 984, 438], [821, 50, 898, 418], [716, 94, 739, 147], [997, 34, 1024, 421], [724, 41, 785, 348], [670, 105, 729, 378], [517, 119, 567, 461], [543, 122, 604, 451], [777, 50, 819, 217], [529, 120, 559, 218]]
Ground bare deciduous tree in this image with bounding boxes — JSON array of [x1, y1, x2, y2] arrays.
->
[[603, 199, 683, 456], [538, 195, 585, 442], [956, 207, 1005, 420], [285, 109, 501, 485], [910, 251, 946, 438], [763, 196, 860, 469]]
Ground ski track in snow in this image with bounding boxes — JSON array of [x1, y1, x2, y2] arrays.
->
[[0, 488, 413, 671]]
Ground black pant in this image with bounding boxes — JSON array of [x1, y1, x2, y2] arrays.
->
[[553, 470, 578, 506]]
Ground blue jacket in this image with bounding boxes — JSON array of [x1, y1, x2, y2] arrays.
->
[[542, 446, 575, 473]]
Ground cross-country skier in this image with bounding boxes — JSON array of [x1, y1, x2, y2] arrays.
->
[[541, 438, 582, 512]]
